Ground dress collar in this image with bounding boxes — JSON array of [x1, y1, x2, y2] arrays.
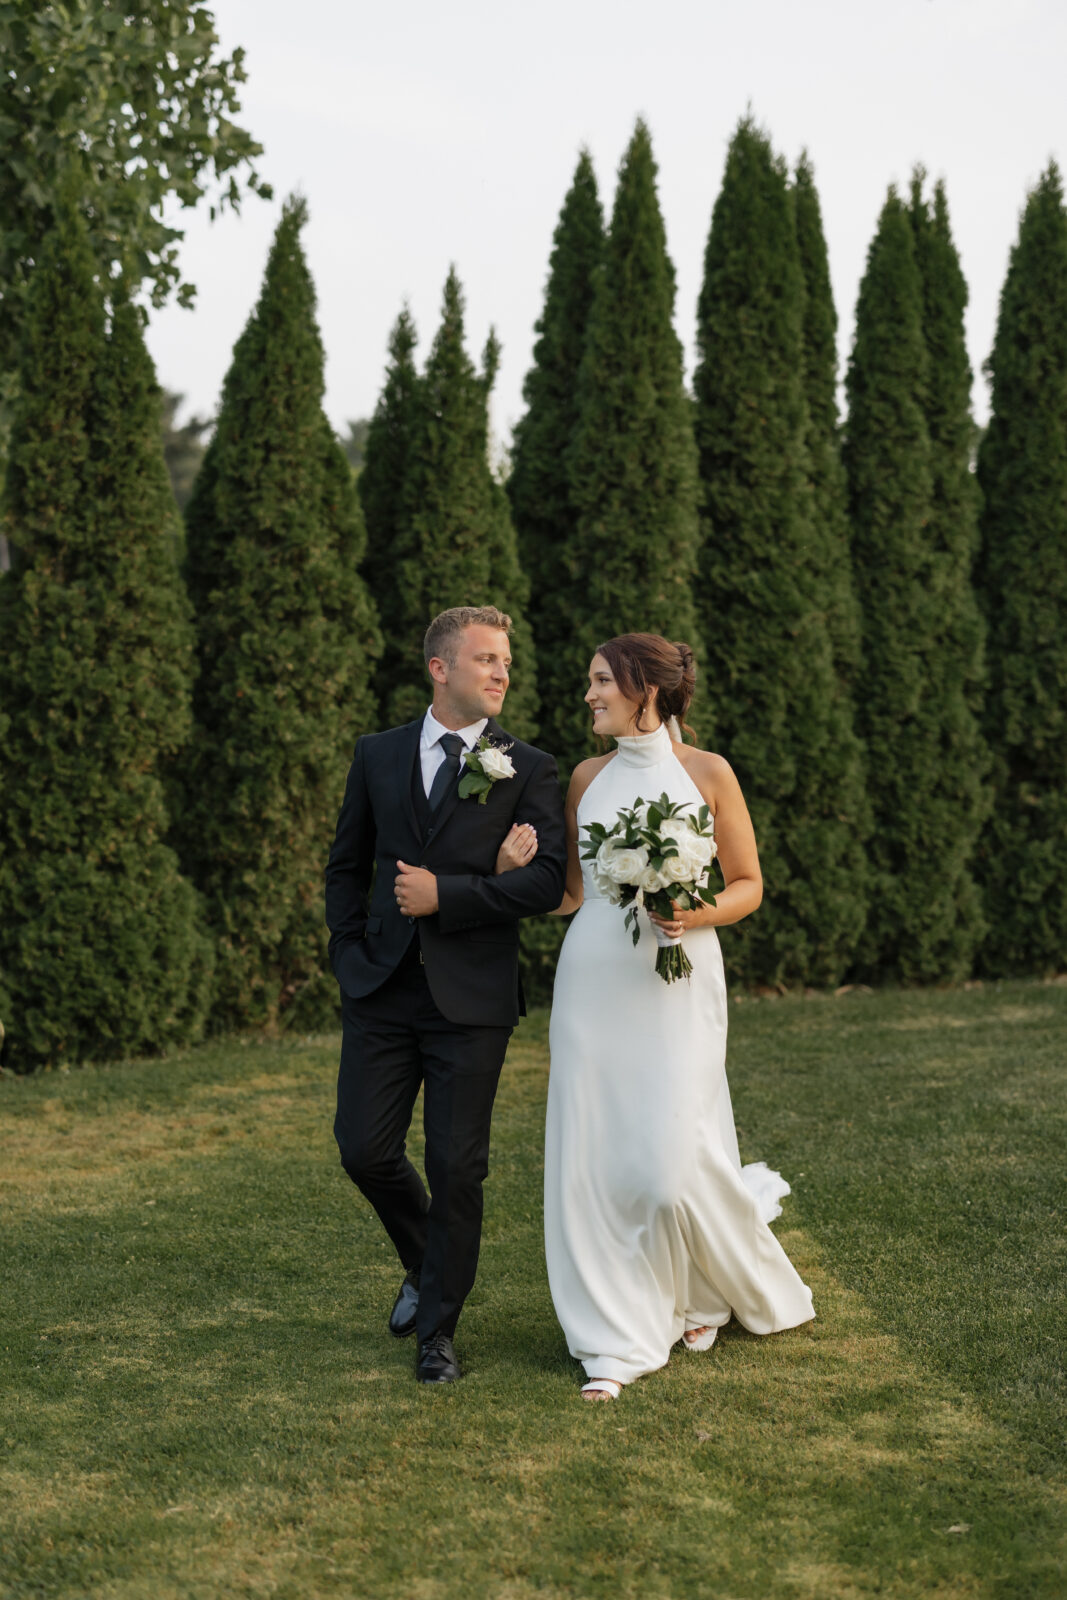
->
[[613, 721, 673, 768]]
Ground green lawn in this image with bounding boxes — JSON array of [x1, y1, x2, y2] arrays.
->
[[1, 980, 1064, 1598]]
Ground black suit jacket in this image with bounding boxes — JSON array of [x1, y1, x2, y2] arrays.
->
[[325, 717, 567, 1027]]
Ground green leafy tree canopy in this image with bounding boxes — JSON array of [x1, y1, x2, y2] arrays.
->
[[0, 0, 270, 378]]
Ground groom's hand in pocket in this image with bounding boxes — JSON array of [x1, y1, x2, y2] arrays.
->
[[395, 861, 439, 918]]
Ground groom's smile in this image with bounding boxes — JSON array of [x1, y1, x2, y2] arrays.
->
[[428, 622, 512, 727]]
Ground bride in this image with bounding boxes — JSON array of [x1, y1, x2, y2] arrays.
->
[[502, 632, 814, 1401]]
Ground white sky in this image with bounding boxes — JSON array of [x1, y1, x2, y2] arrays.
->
[[145, 0, 1066, 445]]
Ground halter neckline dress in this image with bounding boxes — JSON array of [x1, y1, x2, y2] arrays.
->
[[544, 722, 814, 1385]]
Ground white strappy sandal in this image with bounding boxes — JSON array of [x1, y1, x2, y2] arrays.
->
[[682, 1326, 718, 1352], [580, 1379, 623, 1401]]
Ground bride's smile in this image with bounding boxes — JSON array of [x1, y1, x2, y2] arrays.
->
[[585, 652, 660, 740]]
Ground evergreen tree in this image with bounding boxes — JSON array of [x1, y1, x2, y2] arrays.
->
[[845, 190, 970, 981], [379, 271, 538, 737], [556, 120, 700, 780], [0, 211, 210, 1071], [359, 306, 419, 714], [693, 120, 868, 989], [906, 172, 990, 972], [793, 154, 863, 688], [181, 197, 380, 1031], [509, 150, 603, 709], [502, 148, 604, 1010], [481, 327, 538, 739], [976, 164, 1067, 975]]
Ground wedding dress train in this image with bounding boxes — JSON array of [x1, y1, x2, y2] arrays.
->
[[544, 722, 814, 1386]]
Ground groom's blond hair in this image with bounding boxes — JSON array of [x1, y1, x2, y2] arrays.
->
[[424, 606, 512, 669]]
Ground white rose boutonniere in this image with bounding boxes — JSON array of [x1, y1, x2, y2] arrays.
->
[[458, 735, 517, 804]]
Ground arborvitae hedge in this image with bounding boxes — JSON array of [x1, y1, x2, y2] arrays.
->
[[509, 150, 603, 719], [907, 173, 990, 975], [556, 120, 700, 780], [181, 197, 380, 1031], [976, 164, 1067, 975], [844, 191, 961, 982], [359, 306, 419, 718], [793, 154, 864, 692], [0, 213, 210, 1070], [504, 150, 604, 1009], [692, 122, 868, 988], [477, 328, 539, 740], [374, 269, 538, 738]]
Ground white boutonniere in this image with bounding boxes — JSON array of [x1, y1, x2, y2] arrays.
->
[[458, 735, 516, 804]]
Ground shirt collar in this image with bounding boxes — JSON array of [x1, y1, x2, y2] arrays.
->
[[421, 707, 488, 751]]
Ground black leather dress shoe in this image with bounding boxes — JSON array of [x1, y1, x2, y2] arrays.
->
[[416, 1331, 460, 1384], [388, 1268, 420, 1339]]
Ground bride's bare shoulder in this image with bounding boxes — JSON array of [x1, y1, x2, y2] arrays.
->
[[674, 744, 737, 804], [567, 752, 614, 807]]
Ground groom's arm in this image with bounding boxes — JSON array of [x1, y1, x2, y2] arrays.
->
[[435, 752, 567, 932], [325, 738, 376, 965]]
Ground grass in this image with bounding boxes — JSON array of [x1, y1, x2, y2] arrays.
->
[[1, 979, 1064, 1598]]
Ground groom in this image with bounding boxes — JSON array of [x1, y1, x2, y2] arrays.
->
[[325, 606, 567, 1383]]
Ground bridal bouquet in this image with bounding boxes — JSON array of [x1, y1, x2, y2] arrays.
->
[[580, 793, 718, 984]]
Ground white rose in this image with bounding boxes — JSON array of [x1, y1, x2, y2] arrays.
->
[[681, 832, 715, 872], [657, 819, 714, 879], [638, 863, 671, 894], [591, 864, 623, 904], [479, 745, 516, 780], [657, 842, 700, 889], [598, 842, 649, 884]]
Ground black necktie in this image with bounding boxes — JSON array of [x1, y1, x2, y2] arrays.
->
[[428, 733, 464, 812]]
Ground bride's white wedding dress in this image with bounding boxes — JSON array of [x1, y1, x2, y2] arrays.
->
[[544, 722, 815, 1386]]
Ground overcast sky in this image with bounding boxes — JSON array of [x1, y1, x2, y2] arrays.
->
[[145, 0, 1065, 447]]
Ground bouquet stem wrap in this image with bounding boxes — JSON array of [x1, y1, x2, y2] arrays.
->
[[649, 916, 690, 983]]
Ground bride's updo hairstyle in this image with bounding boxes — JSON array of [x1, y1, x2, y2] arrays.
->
[[595, 633, 697, 741]]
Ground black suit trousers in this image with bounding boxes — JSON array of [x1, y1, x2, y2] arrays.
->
[[334, 961, 511, 1341]]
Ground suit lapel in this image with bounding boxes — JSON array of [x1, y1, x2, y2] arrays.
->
[[393, 718, 425, 844]]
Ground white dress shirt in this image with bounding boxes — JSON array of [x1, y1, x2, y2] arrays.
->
[[419, 708, 488, 798]]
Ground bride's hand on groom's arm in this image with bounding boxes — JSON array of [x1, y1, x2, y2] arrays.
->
[[495, 823, 538, 874]]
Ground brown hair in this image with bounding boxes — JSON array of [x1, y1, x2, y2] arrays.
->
[[594, 633, 697, 740], [424, 605, 513, 668]]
